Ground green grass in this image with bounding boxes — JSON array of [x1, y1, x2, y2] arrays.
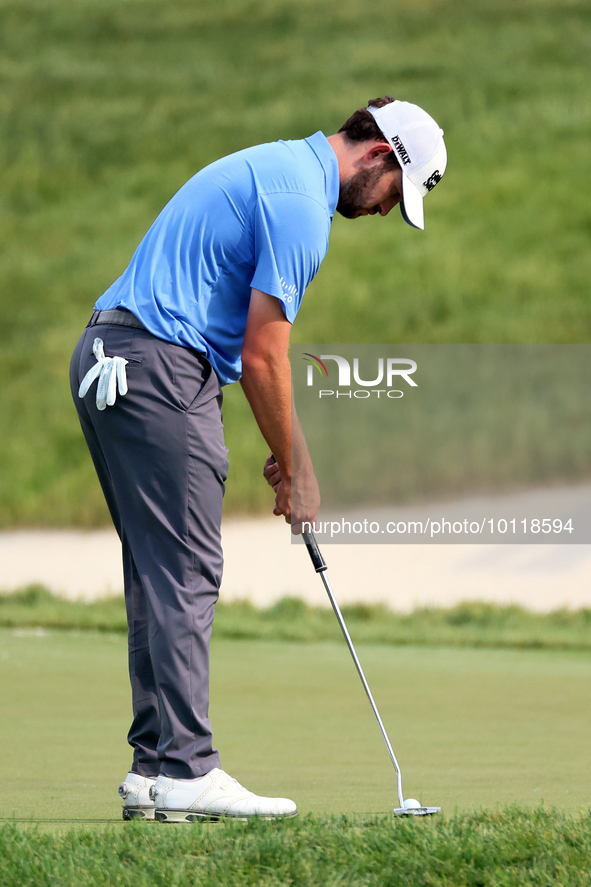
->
[[1, 628, 591, 819], [2, 809, 591, 886], [4, 585, 591, 651], [1, 0, 590, 526], [2, 623, 590, 882]]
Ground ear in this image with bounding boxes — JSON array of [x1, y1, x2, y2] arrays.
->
[[360, 141, 393, 167]]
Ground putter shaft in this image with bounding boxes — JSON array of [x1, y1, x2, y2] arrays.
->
[[303, 530, 405, 809]]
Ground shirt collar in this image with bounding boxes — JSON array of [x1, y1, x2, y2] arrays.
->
[[304, 131, 340, 219]]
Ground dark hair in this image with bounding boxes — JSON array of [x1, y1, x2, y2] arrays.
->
[[338, 96, 400, 170]]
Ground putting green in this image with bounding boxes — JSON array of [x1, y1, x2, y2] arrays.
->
[[1, 628, 590, 824]]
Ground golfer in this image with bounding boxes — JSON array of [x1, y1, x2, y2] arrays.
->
[[70, 96, 446, 822]]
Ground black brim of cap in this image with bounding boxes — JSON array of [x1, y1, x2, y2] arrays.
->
[[400, 200, 423, 230]]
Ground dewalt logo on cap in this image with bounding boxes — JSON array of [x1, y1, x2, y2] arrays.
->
[[391, 135, 411, 165]]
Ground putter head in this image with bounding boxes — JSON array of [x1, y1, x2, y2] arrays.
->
[[393, 805, 441, 816]]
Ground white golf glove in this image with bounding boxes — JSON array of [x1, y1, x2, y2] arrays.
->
[[78, 337, 129, 410]]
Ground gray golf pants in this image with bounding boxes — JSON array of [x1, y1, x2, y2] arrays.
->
[[70, 319, 229, 779]]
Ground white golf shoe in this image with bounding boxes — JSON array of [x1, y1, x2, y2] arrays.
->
[[150, 768, 298, 822], [118, 772, 157, 820]]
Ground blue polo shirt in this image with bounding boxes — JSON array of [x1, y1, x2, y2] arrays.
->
[[95, 131, 339, 385]]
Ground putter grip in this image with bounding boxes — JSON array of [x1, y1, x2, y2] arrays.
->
[[302, 530, 327, 573]]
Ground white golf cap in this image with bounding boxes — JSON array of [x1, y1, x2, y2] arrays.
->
[[367, 100, 447, 230]]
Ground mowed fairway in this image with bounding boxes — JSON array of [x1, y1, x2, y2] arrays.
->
[[1, 628, 590, 824]]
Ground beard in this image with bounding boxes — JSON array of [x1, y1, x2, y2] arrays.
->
[[336, 166, 386, 219]]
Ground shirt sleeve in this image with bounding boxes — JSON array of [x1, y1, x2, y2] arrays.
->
[[250, 191, 330, 323]]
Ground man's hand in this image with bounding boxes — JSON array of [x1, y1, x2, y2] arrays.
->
[[275, 468, 321, 535], [263, 453, 320, 533], [263, 453, 282, 494]]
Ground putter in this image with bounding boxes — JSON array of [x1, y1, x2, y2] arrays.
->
[[302, 529, 440, 817]]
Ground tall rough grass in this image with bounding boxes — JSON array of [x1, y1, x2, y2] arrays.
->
[[3, 585, 591, 651], [1, 0, 589, 525], [2, 808, 591, 886]]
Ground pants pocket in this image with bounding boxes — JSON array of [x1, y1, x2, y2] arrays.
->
[[174, 346, 220, 413]]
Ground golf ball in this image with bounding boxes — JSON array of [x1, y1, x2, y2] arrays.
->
[[403, 798, 421, 810]]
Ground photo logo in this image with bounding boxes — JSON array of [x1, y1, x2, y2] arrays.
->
[[303, 353, 417, 399], [302, 353, 329, 381]]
